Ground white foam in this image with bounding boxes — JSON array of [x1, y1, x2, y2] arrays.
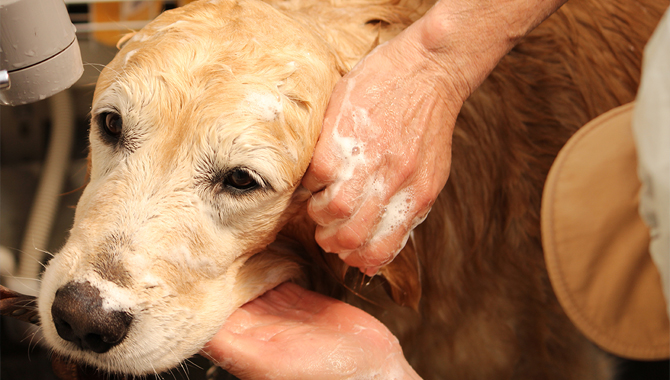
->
[[374, 188, 413, 238], [326, 76, 373, 202], [331, 131, 366, 183], [130, 33, 143, 43], [170, 245, 214, 270], [123, 49, 137, 66], [83, 276, 138, 313], [243, 92, 283, 122]]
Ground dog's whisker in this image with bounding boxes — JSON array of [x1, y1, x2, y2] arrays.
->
[[152, 367, 165, 380], [17, 331, 43, 365], [26, 327, 44, 350], [198, 350, 216, 364], [183, 356, 202, 371], [163, 366, 176, 380], [34, 247, 55, 258], [188, 357, 203, 369], [177, 363, 189, 379], [83, 62, 106, 72], [4, 275, 43, 296], [7, 246, 51, 268], [4, 274, 43, 284], [85, 61, 122, 77]]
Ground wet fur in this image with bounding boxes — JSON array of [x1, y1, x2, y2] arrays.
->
[[37, 0, 667, 378]]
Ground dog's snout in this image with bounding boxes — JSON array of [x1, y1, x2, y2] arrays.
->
[[51, 281, 133, 353]]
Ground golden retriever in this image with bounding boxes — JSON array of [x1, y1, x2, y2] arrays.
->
[[37, 0, 666, 378]]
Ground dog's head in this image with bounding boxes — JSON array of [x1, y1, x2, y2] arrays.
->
[[37, 0, 427, 374], [38, 0, 342, 374]]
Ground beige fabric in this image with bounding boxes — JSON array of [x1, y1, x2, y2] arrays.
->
[[633, 8, 670, 318], [542, 102, 670, 360]]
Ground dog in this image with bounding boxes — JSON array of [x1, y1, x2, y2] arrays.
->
[[37, 0, 666, 378]]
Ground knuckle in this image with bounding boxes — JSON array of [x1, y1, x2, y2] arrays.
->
[[414, 191, 436, 212], [361, 245, 394, 267], [394, 153, 418, 181], [327, 195, 355, 219], [336, 225, 366, 251], [306, 154, 339, 184], [314, 226, 337, 252], [306, 195, 330, 225], [303, 166, 331, 190]]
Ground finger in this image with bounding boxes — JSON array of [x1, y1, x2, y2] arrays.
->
[[313, 190, 386, 254], [306, 96, 383, 224], [240, 283, 339, 322], [342, 226, 413, 273], [201, 328, 263, 378], [301, 137, 343, 194], [301, 160, 332, 194], [307, 155, 382, 226], [301, 97, 347, 194], [204, 325, 306, 380], [250, 282, 333, 317], [342, 191, 432, 271]]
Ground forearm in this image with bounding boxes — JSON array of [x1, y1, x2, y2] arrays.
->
[[408, 0, 568, 101]]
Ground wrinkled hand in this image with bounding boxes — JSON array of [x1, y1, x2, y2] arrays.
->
[[202, 283, 420, 380], [302, 22, 464, 275]]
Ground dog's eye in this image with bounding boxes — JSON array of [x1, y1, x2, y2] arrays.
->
[[223, 168, 259, 192], [100, 112, 123, 139]]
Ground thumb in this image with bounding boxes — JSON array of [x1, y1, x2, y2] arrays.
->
[[202, 328, 275, 380]]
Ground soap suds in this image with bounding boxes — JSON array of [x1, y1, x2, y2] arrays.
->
[[321, 53, 430, 260], [243, 92, 283, 122], [327, 75, 373, 202], [373, 188, 413, 239], [124, 49, 138, 66], [83, 276, 138, 313], [130, 33, 150, 43]]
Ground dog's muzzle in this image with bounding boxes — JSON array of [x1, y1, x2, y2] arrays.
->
[[51, 281, 133, 353]]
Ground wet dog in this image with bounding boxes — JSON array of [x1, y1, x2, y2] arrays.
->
[[37, 0, 666, 377]]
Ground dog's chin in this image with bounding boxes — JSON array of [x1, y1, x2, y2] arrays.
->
[[37, 248, 302, 375]]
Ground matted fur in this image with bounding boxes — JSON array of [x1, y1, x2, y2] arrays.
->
[[37, 0, 667, 378]]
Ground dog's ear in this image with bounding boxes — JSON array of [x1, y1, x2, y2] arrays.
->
[[300, 227, 423, 310], [379, 242, 422, 311], [116, 32, 137, 49]]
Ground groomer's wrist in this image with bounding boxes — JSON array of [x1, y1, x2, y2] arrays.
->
[[411, 0, 567, 100], [401, 2, 491, 104]]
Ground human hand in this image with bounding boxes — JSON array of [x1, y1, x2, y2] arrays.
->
[[301, 20, 463, 275], [302, 0, 568, 275], [202, 282, 421, 380]]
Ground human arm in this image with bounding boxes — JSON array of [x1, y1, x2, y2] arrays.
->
[[301, 0, 568, 274], [202, 282, 421, 380]]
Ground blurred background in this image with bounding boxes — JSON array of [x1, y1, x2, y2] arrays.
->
[[0, 1, 667, 379]]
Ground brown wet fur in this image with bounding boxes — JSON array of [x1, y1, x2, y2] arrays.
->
[[280, 0, 667, 379]]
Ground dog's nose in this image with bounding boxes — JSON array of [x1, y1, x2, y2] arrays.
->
[[51, 281, 133, 353]]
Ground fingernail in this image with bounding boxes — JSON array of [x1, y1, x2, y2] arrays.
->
[[364, 266, 380, 276], [337, 250, 353, 260]]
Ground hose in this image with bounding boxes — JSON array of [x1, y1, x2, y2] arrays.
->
[[12, 90, 75, 296]]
